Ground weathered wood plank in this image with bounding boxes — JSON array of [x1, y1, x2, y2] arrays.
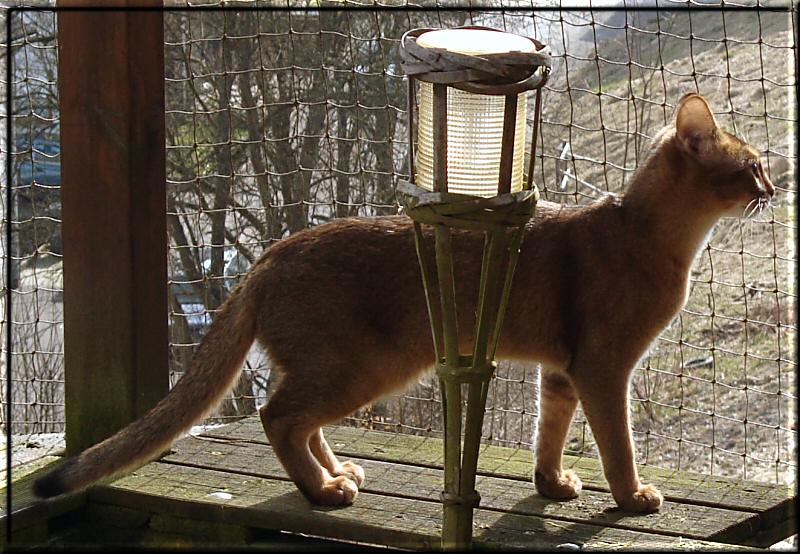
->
[[0, 456, 87, 547], [162, 434, 761, 544], [0, 455, 61, 495], [95, 461, 752, 551], [202, 419, 793, 520]]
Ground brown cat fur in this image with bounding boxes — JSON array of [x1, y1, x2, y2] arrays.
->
[[34, 92, 774, 513]]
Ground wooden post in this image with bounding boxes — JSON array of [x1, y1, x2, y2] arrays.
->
[[57, 2, 168, 455]]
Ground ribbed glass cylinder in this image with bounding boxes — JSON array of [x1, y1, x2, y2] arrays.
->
[[416, 82, 527, 197]]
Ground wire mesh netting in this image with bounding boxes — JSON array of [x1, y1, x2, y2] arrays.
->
[[1, 3, 796, 492], [1, 9, 63, 465]]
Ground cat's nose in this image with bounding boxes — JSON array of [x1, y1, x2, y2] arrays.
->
[[758, 165, 775, 198]]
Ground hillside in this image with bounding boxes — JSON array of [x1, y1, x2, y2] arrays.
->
[[530, 9, 796, 484], [539, 9, 794, 198]]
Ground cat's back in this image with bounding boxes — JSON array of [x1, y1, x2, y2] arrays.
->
[[256, 201, 597, 290], [249, 216, 421, 317]]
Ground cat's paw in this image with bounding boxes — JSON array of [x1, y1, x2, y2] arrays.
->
[[334, 460, 365, 488], [314, 475, 359, 506], [534, 468, 583, 500], [616, 484, 663, 513]]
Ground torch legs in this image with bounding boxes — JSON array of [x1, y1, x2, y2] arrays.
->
[[413, 222, 525, 550]]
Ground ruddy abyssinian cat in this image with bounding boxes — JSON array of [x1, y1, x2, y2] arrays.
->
[[34, 92, 774, 513]]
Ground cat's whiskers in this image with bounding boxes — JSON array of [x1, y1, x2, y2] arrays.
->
[[747, 196, 774, 222], [743, 198, 760, 219], [760, 197, 775, 221]]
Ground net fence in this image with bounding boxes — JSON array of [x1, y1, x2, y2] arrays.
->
[[1, 2, 796, 489], [1, 8, 63, 463]]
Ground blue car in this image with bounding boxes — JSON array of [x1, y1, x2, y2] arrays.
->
[[17, 137, 60, 186]]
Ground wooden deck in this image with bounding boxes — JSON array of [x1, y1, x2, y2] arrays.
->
[[4, 417, 796, 550]]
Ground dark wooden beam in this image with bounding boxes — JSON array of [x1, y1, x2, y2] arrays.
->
[[57, 1, 168, 454], [432, 84, 448, 193], [497, 95, 518, 195]]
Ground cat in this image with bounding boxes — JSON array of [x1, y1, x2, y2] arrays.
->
[[33, 92, 774, 513]]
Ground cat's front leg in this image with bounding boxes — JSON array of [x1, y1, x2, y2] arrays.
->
[[534, 368, 582, 500], [569, 364, 663, 513]]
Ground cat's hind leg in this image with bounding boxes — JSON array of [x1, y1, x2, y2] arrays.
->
[[260, 385, 359, 506], [309, 428, 365, 487], [258, 323, 426, 505], [534, 368, 583, 500]]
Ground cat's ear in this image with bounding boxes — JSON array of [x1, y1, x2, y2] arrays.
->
[[675, 93, 719, 160]]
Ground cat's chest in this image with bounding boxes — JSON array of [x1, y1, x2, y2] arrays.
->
[[634, 258, 692, 326]]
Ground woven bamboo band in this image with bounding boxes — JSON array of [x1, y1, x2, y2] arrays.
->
[[400, 26, 551, 95], [398, 180, 538, 232], [440, 490, 482, 508], [435, 358, 498, 384]]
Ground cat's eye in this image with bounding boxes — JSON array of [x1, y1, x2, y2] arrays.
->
[[751, 162, 760, 174]]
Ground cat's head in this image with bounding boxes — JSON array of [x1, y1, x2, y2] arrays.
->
[[671, 92, 774, 218]]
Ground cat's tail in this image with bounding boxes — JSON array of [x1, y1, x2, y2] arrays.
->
[[32, 280, 257, 499]]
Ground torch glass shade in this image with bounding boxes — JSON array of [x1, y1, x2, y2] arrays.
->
[[416, 82, 527, 197]]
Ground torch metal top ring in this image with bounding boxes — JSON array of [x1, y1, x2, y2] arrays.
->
[[400, 26, 551, 95]]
